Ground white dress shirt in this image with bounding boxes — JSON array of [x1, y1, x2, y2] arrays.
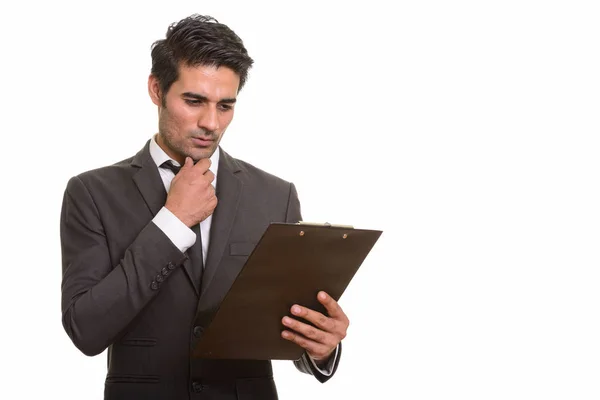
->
[[148, 135, 337, 375]]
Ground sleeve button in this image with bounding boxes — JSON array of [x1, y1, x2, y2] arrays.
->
[[193, 326, 204, 338]]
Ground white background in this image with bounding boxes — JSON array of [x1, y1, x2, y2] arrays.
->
[[1, 1, 599, 399]]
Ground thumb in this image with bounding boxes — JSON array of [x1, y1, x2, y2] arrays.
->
[[182, 157, 193, 169]]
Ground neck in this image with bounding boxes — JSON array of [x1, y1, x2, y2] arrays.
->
[[155, 133, 185, 165]]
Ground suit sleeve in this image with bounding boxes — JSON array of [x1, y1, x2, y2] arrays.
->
[[60, 176, 188, 356], [285, 182, 342, 383]]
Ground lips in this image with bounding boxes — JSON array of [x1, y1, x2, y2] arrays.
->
[[191, 137, 213, 147]]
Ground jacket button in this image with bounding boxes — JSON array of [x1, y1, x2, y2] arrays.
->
[[150, 281, 159, 290], [191, 381, 203, 393], [193, 326, 203, 338], [161, 267, 169, 276], [167, 262, 176, 270], [156, 275, 164, 283]]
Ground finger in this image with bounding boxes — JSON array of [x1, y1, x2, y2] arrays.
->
[[193, 158, 211, 172], [317, 291, 346, 321], [181, 157, 193, 170], [280, 330, 334, 360], [289, 304, 335, 333], [204, 170, 215, 183], [281, 316, 335, 346]]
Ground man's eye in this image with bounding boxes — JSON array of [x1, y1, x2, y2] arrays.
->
[[218, 104, 233, 111], [184, 99, 201, 106]]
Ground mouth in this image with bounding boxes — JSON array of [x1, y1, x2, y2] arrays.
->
[[191, 137, 214, 147]]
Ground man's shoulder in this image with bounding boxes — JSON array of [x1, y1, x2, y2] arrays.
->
[[63, 153, 140, 196], [74, 154, 136, 182], [70, 140, 150, 184]]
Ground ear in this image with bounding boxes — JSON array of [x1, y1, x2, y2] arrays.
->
[[148, 74, 163, 107]]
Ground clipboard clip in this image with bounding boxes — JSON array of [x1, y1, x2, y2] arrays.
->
[[296, 221, 354, 229]]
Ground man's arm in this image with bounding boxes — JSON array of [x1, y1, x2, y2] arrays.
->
[[60, 175, 188, 356]]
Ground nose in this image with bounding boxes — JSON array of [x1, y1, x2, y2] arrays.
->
[[199, 105, 219, 132]]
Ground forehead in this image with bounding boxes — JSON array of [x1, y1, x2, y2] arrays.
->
[[172, 64, 240, 100]]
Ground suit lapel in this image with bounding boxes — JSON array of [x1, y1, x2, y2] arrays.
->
[[131, 141, 166, 217], [131, 140, 200, 296], [201, 148, 243, 295]]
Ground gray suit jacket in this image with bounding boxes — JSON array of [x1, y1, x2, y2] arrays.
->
[[60, 141, 341, 400]]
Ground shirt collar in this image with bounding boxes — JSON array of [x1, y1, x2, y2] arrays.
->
[[149, 134, 220, 176]]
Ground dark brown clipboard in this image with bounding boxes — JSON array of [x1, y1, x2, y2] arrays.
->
[[191, 222, 382, 360]]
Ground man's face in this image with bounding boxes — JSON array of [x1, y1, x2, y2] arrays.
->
[[149, 64, 240, 164]]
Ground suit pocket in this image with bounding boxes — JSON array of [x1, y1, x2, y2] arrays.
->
[[104, 376, 161, 400], [108, 339, 158, 379], [119, 338, 157, 347], [230, 242, 257, 256]]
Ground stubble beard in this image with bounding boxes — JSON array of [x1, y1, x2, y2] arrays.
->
[[158, 121, 219, 164], [159, 133, 220, 164]]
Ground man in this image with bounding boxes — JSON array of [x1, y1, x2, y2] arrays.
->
[[60, 14, 349, 399]]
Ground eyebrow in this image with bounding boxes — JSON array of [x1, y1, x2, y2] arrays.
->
[[182, 92, 237, 104]]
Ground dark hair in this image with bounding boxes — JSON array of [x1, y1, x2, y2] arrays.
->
[[151, 14, 254, 100]]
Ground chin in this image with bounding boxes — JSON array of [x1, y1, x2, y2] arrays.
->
[[190, 148, 215, 161]]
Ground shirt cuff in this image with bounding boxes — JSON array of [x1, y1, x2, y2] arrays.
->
[[307, 344, 339, 376], [152, 207, 196, 253]]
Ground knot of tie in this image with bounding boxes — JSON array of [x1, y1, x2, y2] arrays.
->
[[161, 160, 181, 175]]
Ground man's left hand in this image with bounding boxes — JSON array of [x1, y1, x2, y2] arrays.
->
[[281, 291, 349, 362]]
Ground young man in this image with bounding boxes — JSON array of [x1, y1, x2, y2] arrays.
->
[[60, 14, 348, 399]]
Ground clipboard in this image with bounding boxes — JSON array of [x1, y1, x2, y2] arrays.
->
[[191, 222, 382, 360]]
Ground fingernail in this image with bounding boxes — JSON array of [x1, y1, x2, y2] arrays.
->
[[292, 306, 302, 314], [319, 292, 327, 300], [283, 317, 292, 325]]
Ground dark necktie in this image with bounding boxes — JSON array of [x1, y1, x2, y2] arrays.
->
[[160, 160, 204, 292], [160, 160, 181, 175]]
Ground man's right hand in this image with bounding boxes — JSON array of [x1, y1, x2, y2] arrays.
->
[[165, 157, 217, 227]]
